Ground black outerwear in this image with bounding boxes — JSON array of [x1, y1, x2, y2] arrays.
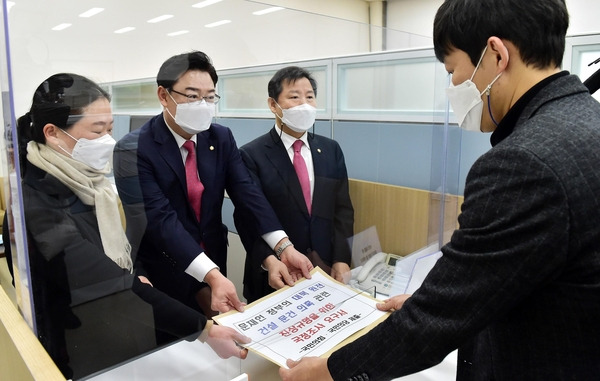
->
[[328, 74, 600, 380], [234, 128, 354, 302]]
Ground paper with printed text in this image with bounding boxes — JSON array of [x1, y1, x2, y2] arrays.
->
[[214, 268, 388, 368]]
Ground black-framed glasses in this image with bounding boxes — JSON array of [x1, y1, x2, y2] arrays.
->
[[169, 88, 221, 104]]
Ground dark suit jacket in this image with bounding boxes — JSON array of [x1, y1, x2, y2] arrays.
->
[[328, 74, 600, 380], [234, 128, 354, 302], [114, 114, 282, 309]]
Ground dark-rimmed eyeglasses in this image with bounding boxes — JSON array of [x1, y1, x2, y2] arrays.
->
[[169, 88, 221, 104]]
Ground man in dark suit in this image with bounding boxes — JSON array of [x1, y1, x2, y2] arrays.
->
[[113, 51, 313, 321], [234, 66, 354, 302], [280, 1, 600, 380]]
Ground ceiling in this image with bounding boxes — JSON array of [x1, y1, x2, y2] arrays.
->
[[5, 0, 378, 79], [3, 0, 424, 114]]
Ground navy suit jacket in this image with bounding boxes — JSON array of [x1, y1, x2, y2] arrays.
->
[[114, 114, 282, 308], [234, 128, 354, 302]]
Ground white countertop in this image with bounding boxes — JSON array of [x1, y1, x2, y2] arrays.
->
[[88, 338, 456, 381]]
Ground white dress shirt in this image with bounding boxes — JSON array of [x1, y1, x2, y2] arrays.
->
[[274, 125, 315, 199], [164, 118, 286, 283]]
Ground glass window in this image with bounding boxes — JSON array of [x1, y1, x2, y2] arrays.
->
[[110, 81, 161, 114], [573, 46, 600, 102], [217, 65, 328, 117], [335, 51, 448, 122], [565, 35, 600, 102]]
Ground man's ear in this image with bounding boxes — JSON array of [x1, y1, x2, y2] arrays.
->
[[157, 86, 169, 107], [268, 97, 279, 115], [487, 36, 509, 73]]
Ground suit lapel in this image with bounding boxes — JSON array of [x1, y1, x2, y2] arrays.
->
[[266, 128, 310, 216], [309, 135, 325, 210], [196, 128, 216, 191], [152, 116, 187, 189], [152, 116, 209, 225]]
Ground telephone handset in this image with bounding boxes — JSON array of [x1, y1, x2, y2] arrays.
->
[[356, 252, 402, 296]]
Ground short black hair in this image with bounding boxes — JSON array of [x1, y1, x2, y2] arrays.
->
[[156, 50, 218, 89], [268, 66, 317, 102], [433, 0, 569, 69]]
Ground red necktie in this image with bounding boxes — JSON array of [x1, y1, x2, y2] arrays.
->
[[183, 140, 204, 221], [292, 140, 311, 215]]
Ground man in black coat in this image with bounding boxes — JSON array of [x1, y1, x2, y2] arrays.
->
[[234, 66, 354, 302], [280, 1, 600, 380]]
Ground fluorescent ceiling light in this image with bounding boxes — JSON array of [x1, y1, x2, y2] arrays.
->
[[52, 23, 72, 31], [147, 14, 173, 23], [79, 8, 104, 18], [114, 27, 135, 34], [192, 0, 223, 9], [253, 7, 284, 16], [167, 30, 189, 36], [205, 19, 231, 28]]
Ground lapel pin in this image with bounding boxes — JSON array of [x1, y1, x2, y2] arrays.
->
[[317, 148, 322, 153], [209, 145, 214, 151]]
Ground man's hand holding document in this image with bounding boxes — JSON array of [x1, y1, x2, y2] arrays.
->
[[213, 267, 389, 368]]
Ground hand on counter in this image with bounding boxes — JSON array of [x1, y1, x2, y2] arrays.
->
[[279, 356, 333, 381]]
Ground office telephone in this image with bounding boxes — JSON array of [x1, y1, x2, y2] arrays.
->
[[355, 252, 403, 296]]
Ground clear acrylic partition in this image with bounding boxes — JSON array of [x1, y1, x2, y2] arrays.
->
[[0, 0, 36, 327], [0, 0, 475, 379], [564, 34, 600, 101], [334, 48, 492, 298]]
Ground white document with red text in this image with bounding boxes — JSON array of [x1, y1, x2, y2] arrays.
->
[[214, 267, 388, 368]]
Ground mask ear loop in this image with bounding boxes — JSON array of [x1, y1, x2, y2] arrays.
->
[[59, 127, 78, 143], [487, 93, 499, 126], [164, 90, 180, 123], [482, 72, 503, 126], [470, 46, 488, 81], [166, 90, 180, 106], [54, 127, 78, 157], [270, 98, 285, 142]]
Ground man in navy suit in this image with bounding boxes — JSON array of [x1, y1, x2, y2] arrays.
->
[[234, 66, 354, 302], [114, 52, 313, 322], [280, 0, 600, 380]]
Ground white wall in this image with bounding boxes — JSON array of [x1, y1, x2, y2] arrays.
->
[[5, 0, 375, 117], [386, 0, 600, 39], [387, 0, 442, 39], [565, 0, 600, 35]]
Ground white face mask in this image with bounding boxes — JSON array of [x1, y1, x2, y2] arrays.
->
[[59, 129, 116, 170], [446, 46, 502, 132], [167, 92, 215, 135], [276, 102, 317, 133]]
